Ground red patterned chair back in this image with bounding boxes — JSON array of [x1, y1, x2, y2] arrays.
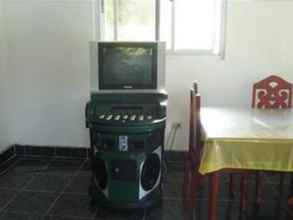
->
[[189, 82, 202, 164], [252, 75, 293, 109]]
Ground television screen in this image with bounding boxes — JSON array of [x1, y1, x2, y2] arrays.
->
[[99, 43, 157, 90]]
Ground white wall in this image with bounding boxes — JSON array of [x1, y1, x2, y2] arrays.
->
[[1, 0, 293, 150], [0, 0, 14, 152], [3, 0, 94, 148]]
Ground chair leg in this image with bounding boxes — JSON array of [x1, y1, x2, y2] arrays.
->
[[278, 173, 284, 199], [190, 171, 201, 208], [240, 174, 248, 212], [255, 172, 261, 209], [229, 173, 234, 199], [208, 172, 220, 220], [183, 160, 192, 209], [183, 160, 197, 204], [183, 172, 197, 220], [183, 160, 202, 220]]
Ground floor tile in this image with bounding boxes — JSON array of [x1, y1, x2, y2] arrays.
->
[[45, 159, 84, 176], [48, 194, 97, 218], [165, 170, 184, 183], [287, 209, 293, 219], [45, 216, 94, 220], [24, 174, 72, 193], [4, 191, 57, 215], [194, 200, 244, 220], [0, 190, 18, 210], [0, 212, 44, 220], [10, 158, 51, 175], [0, 171, 34, 190], [95, 208, 147, 220], [166, 162, 184, 173], [64, 171, 91, 195], [194, 178, 233, 201], [0, 157, 17, 174], [247, 201, 288, 220], [81, 160, 91, 171], [163, 180, 183, 199], [145, 199, 187, 220]]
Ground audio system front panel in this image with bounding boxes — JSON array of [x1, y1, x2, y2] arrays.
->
[[86, 93, 167, 127], [86, 92, 167, 209], [92, 129, 164, 153]]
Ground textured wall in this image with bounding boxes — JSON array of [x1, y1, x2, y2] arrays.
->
[[0, 0, 14, 152], [1, 0, 293, 150]]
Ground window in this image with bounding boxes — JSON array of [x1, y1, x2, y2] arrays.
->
[[100, 0, 157, 41], [99, 0, 226, 55]]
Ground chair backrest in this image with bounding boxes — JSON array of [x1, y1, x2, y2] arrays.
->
[[189, 82, 201, 164], [252, 75, 293, 109]]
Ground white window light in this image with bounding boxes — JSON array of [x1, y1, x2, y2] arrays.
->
[[98, 0, 226, 56]]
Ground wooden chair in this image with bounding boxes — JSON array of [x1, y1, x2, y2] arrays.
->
[[251, 75, 293, 207], [252, 75, 292, 109], [183, 82, 247, 218], [183, 82, 203, 218], [183, 76, 293, 218]]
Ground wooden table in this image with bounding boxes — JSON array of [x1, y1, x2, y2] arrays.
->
[[199, 107, 293, 220]]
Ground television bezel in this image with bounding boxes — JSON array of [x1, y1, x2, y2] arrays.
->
[[98, 42, 158, 90]]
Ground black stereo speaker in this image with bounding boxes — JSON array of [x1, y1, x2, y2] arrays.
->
[[91, 145, 162, 209]]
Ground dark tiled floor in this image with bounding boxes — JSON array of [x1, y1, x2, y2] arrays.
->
[[0, 157, 292, 220], [24, 174, 72, 193], [48, 194, 97, 218], [0, 190, 18, 210], [5, 191, 57, 215]]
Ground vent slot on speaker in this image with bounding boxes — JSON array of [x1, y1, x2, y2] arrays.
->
[[141, 153, 161, 191]]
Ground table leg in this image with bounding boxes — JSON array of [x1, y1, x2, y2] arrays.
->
[[278, 173, 284, 199], [229, 173, 234, 198], [255, 172, 261, 209], [290, 174, 293, 196], [208, 172, 219, 220], [240, 173, 248, 211]]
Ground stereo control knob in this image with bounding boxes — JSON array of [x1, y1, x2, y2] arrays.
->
[[99, 114, 105, 119], [147, 115, 152, 120], [106, 115, 113, 120], [114, 168, 120, 173], [123, 115, 128, 120], [139, 115, 144, 121], [130, 115, 136, 121], [114, 115, 120, 120]]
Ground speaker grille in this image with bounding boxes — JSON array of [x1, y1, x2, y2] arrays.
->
[[141, 153, 161, 191]]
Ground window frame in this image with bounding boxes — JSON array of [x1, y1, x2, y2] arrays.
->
[[97, 0, 227, 57]]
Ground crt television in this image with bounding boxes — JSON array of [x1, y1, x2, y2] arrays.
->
[[90, 42, 166, 92]]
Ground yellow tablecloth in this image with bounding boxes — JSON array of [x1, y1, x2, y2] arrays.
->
[[198, 108, 293, 175]]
